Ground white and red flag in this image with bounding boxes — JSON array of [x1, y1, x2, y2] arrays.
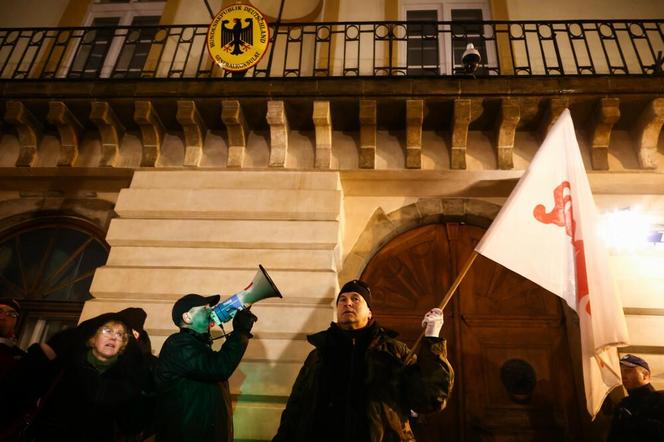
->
[[474, 109, 629, 418]]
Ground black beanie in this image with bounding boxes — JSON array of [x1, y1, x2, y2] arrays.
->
[[336, 280, 372, 309]]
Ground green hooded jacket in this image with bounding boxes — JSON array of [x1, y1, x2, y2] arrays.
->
[[155, 328, 250, 442]]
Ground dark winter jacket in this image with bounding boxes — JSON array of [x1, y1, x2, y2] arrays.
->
[[154, 328, 250, 442], [608, 383, 664, 441], [0, 338, 25, 380], [1, 313, 152, 442], [273, 321, 454, 442]]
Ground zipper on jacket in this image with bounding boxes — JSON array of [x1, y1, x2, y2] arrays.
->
[[343, 337, 356, 442]]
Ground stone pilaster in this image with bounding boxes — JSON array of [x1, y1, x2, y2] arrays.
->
[[134, 100, 165, 167], [90, 101, 125, 167], [495, 99, 520, 170], [177, 100, 207, 168], [451, 98, 471, 169], [4, 101, 42, 167], [538, 97, 569, 141], [47, 101, 83, 167], [221, 100, 247, 168], [406, 100, 423, 169], [359, 100, 376, 169], [632, 98, 664, 169], [266, 100, 289, 168], [590, 98, 620, 170], [313, 101, 332, 169]]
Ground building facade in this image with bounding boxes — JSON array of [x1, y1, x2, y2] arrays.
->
[[1, 0, 663, 440]]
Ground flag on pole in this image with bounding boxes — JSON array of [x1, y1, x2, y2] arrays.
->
[[474, 109, 629, 418]]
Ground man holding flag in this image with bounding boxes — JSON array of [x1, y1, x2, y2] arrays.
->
[[473, 108, 629, 419]]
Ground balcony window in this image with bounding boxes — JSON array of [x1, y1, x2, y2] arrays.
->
[[407, 10, 440, 76], [66, 0, 164, 78]]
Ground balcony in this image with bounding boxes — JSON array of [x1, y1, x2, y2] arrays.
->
[[0, 20, 662, 172], [0, 19, 662, 80]]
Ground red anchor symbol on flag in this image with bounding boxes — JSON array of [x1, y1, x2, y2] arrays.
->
[[533, 181, 591, 314]]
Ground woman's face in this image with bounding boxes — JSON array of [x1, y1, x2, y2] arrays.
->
[[91, 321, 128, 362]]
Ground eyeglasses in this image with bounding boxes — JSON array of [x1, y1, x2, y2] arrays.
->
[[100, 326, 126, 340], [0, 310, 19, 318]]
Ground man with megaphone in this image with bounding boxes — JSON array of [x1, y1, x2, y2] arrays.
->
[[154, 292, 257, 442], [273, 279, 454, 442]]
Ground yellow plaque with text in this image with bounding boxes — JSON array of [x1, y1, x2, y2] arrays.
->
[[207, 4, 270, 72]]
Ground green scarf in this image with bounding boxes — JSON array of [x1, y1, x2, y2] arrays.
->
[[86, 349, 118, 374]]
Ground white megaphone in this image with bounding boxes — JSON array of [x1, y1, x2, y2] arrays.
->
[[210, 265, 283, 325]]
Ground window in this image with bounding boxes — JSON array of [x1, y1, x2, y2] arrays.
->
[[402, 1, 494, 75], [67, 0, 165, 78], [406, 10, 440, 76], [0, 217, 110, 347]]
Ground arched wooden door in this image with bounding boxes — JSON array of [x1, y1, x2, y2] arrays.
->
[[361, 223, 583, 441]]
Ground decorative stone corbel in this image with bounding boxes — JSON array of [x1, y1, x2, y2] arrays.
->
[[177, 100, 207, 168], [90, 101, 125, 167], [451, 98, 471, 169], [632, 98, 664, 169], [359, 100, 376, 169], [4, 101, 42, 167], [590, 98, 620, 170], [221, 100, 247, 168], [406, 100, 423, 169], [266, 100, 289, 167], [313, 101, 332, 169], [134, 100, 165, 167], [538, 97, 569, 142], [47, 101, 83, 167], [495, 99, 520, 170]]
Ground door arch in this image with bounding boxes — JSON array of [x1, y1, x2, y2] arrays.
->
[[361, 222, 583, 441]]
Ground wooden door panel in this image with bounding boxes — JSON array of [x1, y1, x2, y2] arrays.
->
[[461, 323, 575, 441], [362, 223, 582, 442]]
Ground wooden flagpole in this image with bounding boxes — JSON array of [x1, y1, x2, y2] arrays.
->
[[405, 250, 479, 363]]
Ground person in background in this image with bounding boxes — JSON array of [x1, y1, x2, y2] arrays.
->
[[2, 311, 151, 441], [273, 279, 454, 442], [118, 306, 159, 440], [608, 354, 664, 441], [0, 298, 25, 380], [155, 293, 257, 442]]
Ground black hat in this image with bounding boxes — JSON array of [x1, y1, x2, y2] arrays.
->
[[118, 307, 147, 332], [172, 293, 220, 326], [336, 280, 372, 309], [620, 354, 650, 373], [0, 298, 21, 315]]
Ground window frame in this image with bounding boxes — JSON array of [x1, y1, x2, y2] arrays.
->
[[400, 0, 494, 75], [60, 0, 165, 78]]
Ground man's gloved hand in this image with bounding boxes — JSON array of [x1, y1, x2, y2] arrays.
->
[[233, 308, 258, 336], [421, 308, 444, 337]]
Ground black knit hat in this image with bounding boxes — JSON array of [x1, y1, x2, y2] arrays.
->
[[336, 280, 372, 309], [172, 293, 220, 326], [118, 307, 147, 332]]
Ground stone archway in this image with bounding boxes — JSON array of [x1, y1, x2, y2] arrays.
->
[[340, 197, 501, 283]]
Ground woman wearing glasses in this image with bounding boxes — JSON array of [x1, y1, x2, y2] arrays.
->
[[3, 312, 151, 441]]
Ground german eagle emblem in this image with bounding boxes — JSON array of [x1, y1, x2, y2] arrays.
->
[[221, 18, 253, 55]]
